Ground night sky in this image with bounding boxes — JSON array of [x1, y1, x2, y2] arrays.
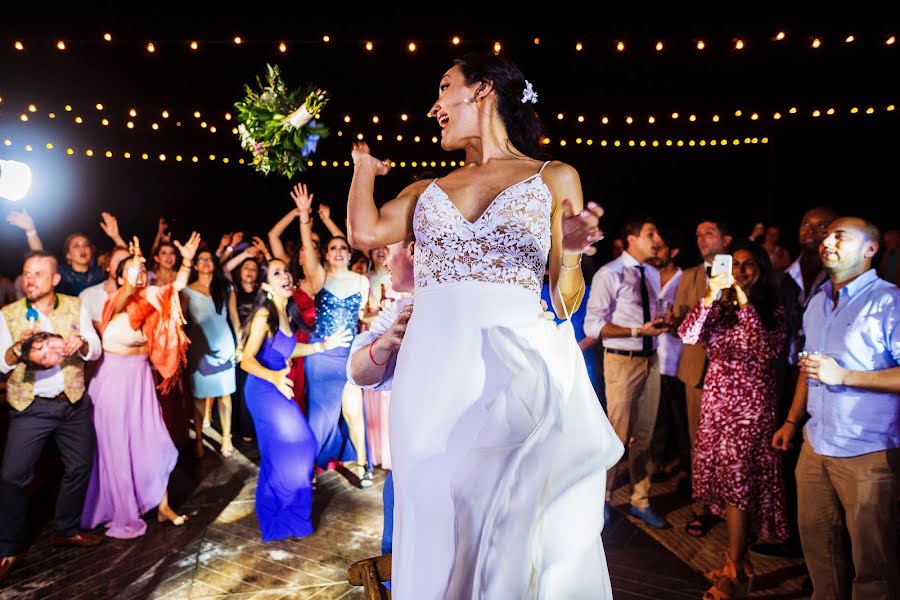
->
[[2, 6, 898, 276]]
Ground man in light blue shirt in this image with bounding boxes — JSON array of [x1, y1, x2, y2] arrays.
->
[[585, 216, 669, 529], [773, 217, 900, 600]]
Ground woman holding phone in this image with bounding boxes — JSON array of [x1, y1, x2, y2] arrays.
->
[[679, 242, 789, 600]]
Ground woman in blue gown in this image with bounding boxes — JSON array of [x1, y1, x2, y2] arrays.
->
[[292, 184, 373, 485], [240, 258, 352, 541]]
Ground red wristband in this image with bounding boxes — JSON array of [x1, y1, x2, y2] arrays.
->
[[368, 338, 390, 366]]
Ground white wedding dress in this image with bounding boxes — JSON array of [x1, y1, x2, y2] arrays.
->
[[389, 161, 624, 599]]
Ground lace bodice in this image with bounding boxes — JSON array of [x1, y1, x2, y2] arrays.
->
[[413, 163, 552, 295]]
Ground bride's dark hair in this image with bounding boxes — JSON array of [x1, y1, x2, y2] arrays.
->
[[453, 53, 545, 159]]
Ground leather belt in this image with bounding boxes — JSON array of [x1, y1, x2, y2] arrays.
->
[[605, 348, 656, 358], [35, 392, 69, 402]]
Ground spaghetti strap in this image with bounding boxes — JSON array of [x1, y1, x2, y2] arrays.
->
[[539, 160, 551, 173]]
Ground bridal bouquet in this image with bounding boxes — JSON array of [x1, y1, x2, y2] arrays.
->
[[234, 64, 330, 178]]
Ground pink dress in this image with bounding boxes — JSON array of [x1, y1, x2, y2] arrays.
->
[[679, 301, 789, 542]]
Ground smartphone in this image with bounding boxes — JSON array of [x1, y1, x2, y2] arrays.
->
[[711, 254, 733, 277]]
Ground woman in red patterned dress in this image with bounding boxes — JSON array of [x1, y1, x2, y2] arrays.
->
[[679, 242, 789, 600]]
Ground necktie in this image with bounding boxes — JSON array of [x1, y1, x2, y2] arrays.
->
[[637, 265, 653, 354]]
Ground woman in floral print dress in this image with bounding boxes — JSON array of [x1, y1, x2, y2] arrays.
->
[[679, 242, 789, 600]]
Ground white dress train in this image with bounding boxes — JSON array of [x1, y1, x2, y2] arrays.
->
[[390, 163, 624, 599]]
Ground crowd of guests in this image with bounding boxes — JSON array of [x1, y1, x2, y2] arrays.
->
[[0, 189, 405, 580], [1, 197, 898, 599]]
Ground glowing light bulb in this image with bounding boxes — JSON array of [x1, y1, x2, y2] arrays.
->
[[655, 41, 664, 51], [452, 36, 461, 45], [696, 40, 705, 50], [190, 41, 198, 50], [104, 33, 112, 42], [279, 42, 287, 53], [147, 42, 155, 53], [56, 40, 66, 50], [365, 41, 373, 51], [616, 41, 625, 52], [408, 42, 416, 52]]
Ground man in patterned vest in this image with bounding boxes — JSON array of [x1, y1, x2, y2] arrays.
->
[[0, 251, 103, 582]]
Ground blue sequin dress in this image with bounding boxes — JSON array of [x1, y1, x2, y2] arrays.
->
[[244, 329, 316, 541], [305, 289, 364, 468]]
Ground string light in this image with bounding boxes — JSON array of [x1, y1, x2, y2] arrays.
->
[[735, 39, 745, 50], [401, 114, 408, 121], [533, 37, 540, 45], [101, 118, 109, 126], [323, 35, 331, 43], [696, 40, 705, 50], [493, 41, 502, 54], [671, 112, 679, 119], [826, 108, 835, 115], [616, 41, 625, 52], [689, 114, 696, 122], [190, 41, 199, 50], [845, 35, 855, 43], [147, 42, 155, 53], [75, 116, 83, 123], [14, 41, 24, 51], [28, 104, 37, 113], [648, 116, 655, 124], [372, 116, 380, 124], [557, 113, 564, 120], [365, 41, 373, 51], [773, 112, 782, 119], [776, 31, 786, 41], [812, 38, 821, 48], [601, 116, 609, 124], [625, 116, 633, 124], [655, 41, 664, 51], [103, 33, 112, 42], [127, 122, 134, 129], [452, 36, 461, 45], [56, 41, 66, 50], [233, 36, 242, 45], [887, 36, 896, 45], [129, 109, 137, 117], [866, 107, 875, 114], [162, 110, 170, 118], [408, 42, 417, 52], [712, 114, 720, 122], [95, 103, 103, 110], [279, 42, 287, 53], [19, 114, 28, 122], [576, 42, 583, 51], [578, 115, 585, 123]]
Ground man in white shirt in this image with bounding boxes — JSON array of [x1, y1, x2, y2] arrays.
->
[[79, 246, 131, 332], [585, 217, 669, 528], [0, 251, 103, 582], [347, 235, 415, 560]]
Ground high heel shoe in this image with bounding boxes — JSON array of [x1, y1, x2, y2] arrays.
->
[[220, 434, 234, 458], [703, 552, 753, 600]]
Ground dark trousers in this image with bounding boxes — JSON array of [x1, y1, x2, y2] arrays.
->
[[0, 395, 95, 556], [650, 374, 691, 474]]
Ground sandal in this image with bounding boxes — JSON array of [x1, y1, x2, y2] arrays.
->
[[357, 463, 374, 489], [686, 512, 714, 537], [703, 553, 753, 600], [220, 434, 234, 458]]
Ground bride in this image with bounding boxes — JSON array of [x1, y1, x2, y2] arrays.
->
[[347, 52, 624, 599]]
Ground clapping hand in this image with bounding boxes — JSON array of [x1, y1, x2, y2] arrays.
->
[[560, 199, 604, 256]]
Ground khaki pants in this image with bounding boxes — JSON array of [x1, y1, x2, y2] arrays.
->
[[604, 352, 660, 509], [796, 441, 900, 600]]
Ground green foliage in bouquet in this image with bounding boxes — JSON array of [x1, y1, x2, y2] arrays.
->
[[234, 64, 330, 178]]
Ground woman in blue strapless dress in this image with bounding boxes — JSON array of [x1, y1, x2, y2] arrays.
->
[[291, 184, 373, 485], [240, 259, 351, 541]]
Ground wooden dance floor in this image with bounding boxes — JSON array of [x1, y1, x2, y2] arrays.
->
[[1, 431, 721, 599]]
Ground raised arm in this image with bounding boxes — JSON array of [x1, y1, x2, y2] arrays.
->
[[113, 237, 147, 315], [172, 232, 201, 291], [268, 208, 301, 263], [291, 183, 326, 292], [347, 141, 422, 250], [7, 210, 44, 251], [317, 203, 345, 239], [99, 211, 128, 248], [150, 217, 171, 257], [545, 162, 605, 318]]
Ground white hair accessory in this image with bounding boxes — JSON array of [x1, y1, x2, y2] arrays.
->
[[521, 80, 538, 104]]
